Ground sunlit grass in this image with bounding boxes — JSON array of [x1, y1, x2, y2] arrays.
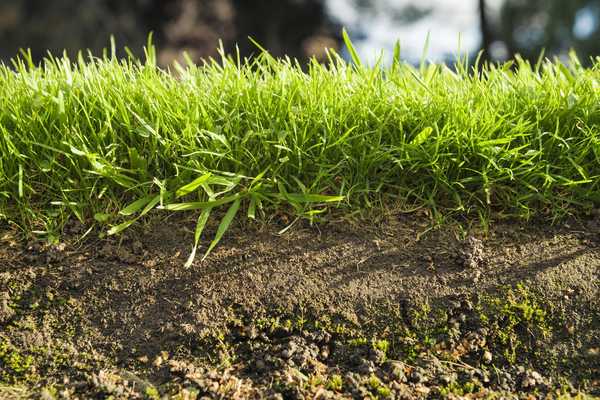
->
[[1, 35, 599, 263]]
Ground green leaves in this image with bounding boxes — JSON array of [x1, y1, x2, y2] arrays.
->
[[284, 193, 345, 204], [104, 171, 346, 267], [342, 28, 362, 68], [202, 198, 241, 261], [161, 194, 241, 211], [176, 173, 212, 198], [3, 33, 600, 262], [411, 127, 433, 146], [108, 194, 160, 235], [18, 164, 23, 198], [184, 207, 212, 268], [119, 195, 156, 216], [107, 219, 137, 236]]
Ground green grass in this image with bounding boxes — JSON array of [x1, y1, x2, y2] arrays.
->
[[1, 36, 599, 262]]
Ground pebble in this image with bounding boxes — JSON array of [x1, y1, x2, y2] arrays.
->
[[280, 349, 293, 359], [132, 240, 143, 254], [357, 359, 375, 374], [409, 368, 424, 383], [519, 369, 544, 389], [368, 348, 386, 364], [483, 350, 493, 364], [152, 356, 163, 367], [390, 362, 406, 382]]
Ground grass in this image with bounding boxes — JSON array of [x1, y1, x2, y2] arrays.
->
[[1, 34, 599, 263]]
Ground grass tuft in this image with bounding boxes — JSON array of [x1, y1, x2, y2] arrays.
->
[[1, 39, 599, 263]]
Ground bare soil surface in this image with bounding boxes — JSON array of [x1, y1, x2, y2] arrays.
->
[[1, 214, 599, 399]]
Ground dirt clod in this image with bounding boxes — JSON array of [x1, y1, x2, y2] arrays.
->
[[460, 235, 485, 269]]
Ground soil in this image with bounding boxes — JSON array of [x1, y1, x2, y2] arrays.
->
[[1, 213, 599, 399]]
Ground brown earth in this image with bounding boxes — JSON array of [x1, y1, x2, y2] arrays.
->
[[1, 213, 599, 399]]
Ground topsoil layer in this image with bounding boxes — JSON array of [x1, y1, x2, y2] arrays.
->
[[1, 213, 599, 399]]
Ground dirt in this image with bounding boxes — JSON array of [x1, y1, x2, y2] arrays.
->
[[0, 213, 599, 399]]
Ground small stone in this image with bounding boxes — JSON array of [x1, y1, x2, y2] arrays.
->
[[357, 359, 375, 375], [449, 319, 460, 330], [587, 347, 599, 358], [244, 325, 258, 339], [414, 384, 430, 395], [368, 348, 386, 364], [519, 369, 544, 389], [40, 388, 56, 400], [448, 300, 461, 310], [438, 374, 454, 385], [272, 326, 292, 338], [389, 362, 406, 382], [482, 350, 493, 364], [345, 373, 360, 389], [530, 370, 543, 382], [281, 349, 293, 359], [153, 356, 163, 367], [409, 369, 424, 383], [132, 240, 143, 253]]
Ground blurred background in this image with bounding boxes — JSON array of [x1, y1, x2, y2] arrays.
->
[[0, 0, 599, 66]]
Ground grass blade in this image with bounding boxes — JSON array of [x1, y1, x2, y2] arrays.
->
[[393, 40, 401, 67], [107, 219, 137, 235], [161, 193, 241, 211], [411, 127, 433, 146], [247, 195, 257, 219], [18, 164, 23, 198], [342, 28, 362, 67], [139, 195, 161, 217], [184, 207, 212, 268], [176, 173, 212, 198], [285, 193, 345, 204], [202, 198, 241, 261], [119, 195, 155, 216]]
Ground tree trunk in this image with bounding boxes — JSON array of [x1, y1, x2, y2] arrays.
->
[[478, 0, 492, 61]]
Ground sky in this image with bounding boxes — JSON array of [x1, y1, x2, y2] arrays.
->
[[325, 0, 503, 64]]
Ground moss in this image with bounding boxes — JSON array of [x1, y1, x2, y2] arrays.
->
[[0, 339, 34, 384], [348, 337, 368, 347], [307, 373, 325, 388], [326, 374, 343, 392], [367, 374, 381, 389], [144, 385, 160, 399], [376, 385, 392, 398], [438, 381, 480, 397], [170, 388, 199, 400], [479, 284, 550, 365], [40, 386, 58, 399], [373, 339, 389, 353]]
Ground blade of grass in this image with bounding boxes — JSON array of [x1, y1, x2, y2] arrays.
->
[[176, 173, 212, 198], [184, 207, 212, 268], [342, 28, 362, 68], [202, 198, 241, 261]]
